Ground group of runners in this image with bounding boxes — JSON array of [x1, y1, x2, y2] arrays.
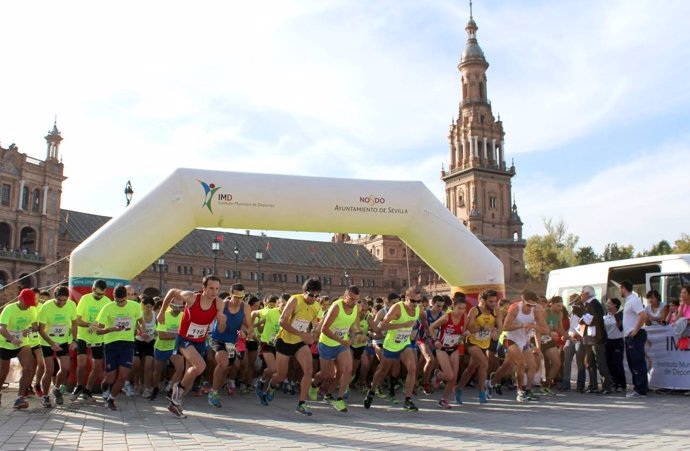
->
[[1, 275, 568, 417]]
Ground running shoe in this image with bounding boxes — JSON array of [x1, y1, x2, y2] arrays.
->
[[202, 381, 211, 394], [343, 387, 350, 400], [479, 390, 488, 404], [208, 390, 222, 408], [34, 384, 44, 398], [324, 393, 335, 404], [13, 396, 29, 410], [168, 402, 187, 418], [494, 383, 503, 396], [438, 398, 451, 409], [375, 387, 387, 398], [540, 386, 555, 396], [422, 383, 433, 395], [106, 396, 117, 411], [525, 390, 540, 401], [288, 382, 298, 396], [70, 385, 83, 402], [403, 399, 419, 412], [141, 388, 152, 399], [455, 388, 463, 405], [266, 384, 276, 402], [53, 387, 64, 406], [364, 390, 374, 409], [295, 402, 312, 416], [332, 398, 348, 412], [148, 387, 159, 401], [388, 394, 399, 405], [626, 391, 645, 398], [123, 381, 135, 397], [81, 389, 93, 401], [41, 396, 52, 408], [308, 384, 319, 401], [516, 390, 528, 403], [102, 389, 111, 402], [168, 383, 183, 406]]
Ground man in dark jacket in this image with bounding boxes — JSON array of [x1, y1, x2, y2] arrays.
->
[[579, 285, 612, 394]]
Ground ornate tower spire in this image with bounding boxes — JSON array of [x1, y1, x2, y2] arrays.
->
[[45, 118, 63, 161]]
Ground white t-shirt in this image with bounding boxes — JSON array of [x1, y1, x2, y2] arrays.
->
[[623, 293, 645, 336]]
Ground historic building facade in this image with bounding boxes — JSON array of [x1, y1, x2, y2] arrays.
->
[[0, 123, 65, 301]]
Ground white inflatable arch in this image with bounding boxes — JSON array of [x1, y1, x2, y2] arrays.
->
[[69, 169, 504, 297]]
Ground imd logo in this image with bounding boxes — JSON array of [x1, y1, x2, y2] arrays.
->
[[199, 180, 222, 213]]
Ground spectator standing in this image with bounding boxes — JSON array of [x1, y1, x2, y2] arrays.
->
[[604, 298, 626, 392], [580, 286, 612, 394], [620, 280, 648, 398]]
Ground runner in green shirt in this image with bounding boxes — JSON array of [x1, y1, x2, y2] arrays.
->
[[37, 286, 77, 408], [95, 284, 143, 411], [72, 279, 112, 401], [150, 301, 184, 401], [0, 288, 39, 410]]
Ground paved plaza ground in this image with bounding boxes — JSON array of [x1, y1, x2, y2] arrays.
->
[[0, 384, 687, 450]]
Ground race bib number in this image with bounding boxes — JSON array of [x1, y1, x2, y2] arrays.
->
[[145, 325, 157, 337], [475, 329, 491, 341], [187, 322, 208, 339], [224, 342, 236, 358], [442, 334, 460, 348], [48, 325, 67, 337], [394, 329, 411, 344], [333, 327, 349, 339], [291, 318, 310, 333], [115, 317, 133, 331]]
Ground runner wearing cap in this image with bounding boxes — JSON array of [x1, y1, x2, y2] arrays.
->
[[0, 288, 38, 409]]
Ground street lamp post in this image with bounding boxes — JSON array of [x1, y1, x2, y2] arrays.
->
[[157, 257, 165, 296], [344, 270, 351, 287], [211, 238, 221, 276], [124, 181, 134, 206], [233, 243, 240, 283], [255, 248, 263, 297]]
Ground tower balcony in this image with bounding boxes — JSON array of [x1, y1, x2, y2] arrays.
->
[[0, 249, 45, 263], [460, 97, 491, 108]]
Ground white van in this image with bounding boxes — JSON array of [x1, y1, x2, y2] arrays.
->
[[545, 254, 690, 308]]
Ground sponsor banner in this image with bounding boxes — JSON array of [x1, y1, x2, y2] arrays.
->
[[647, 325, 690, 390], [69, 277, 129, 302]]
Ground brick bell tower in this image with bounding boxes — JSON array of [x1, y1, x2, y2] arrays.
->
[[441, 6, 526, 287]]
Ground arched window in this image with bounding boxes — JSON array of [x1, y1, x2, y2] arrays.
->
[[0, 223, 11, 249], [478, 82, 485, 99], [20, 227, 37, 253], [31, 189, 40, 213], [513, 231, 519, 242]]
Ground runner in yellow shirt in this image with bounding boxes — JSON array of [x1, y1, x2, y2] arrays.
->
[[72, 279, 112, 401], [37, 286, 78, 408], [95, 285, 143, 411], [0, 289, 39, 409]]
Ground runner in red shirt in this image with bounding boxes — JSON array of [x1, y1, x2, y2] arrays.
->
[[157, 275, 226, 418]]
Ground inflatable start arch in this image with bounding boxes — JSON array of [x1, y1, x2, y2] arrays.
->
[[69, 169, 504, 299]]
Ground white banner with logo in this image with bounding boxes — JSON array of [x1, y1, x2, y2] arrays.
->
[[646, 325, 690, 390]]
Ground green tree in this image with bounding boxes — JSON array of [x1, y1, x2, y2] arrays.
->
[[601, 242, 635, 261], [642, 240, 673, 256], [524, 218, 579, 280], [673, 234, 690, 254], [576, 246, 601, 265]]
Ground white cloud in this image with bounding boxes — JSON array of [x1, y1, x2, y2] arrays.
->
[[517, 136, 690, 252]]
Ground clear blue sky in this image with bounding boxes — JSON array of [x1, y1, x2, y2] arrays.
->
[[1, 0, 688, 254]]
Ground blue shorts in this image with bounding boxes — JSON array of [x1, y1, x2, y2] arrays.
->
[[154, 349, 174, 362], [174, 335, 207, 356], [317, 342, 349, 361], [383, 345, 410, 360], [104, 341, 134, 371]]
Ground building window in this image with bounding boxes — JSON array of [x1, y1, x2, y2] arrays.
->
[[21, 186, 29, 210], [31, 189, 40, 213], [177, 265, 182, 274], [513, 231, 519, 242], [388, 248, 396, 257], [489, 195, 497, 209], [1, 184, 10, 207]]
